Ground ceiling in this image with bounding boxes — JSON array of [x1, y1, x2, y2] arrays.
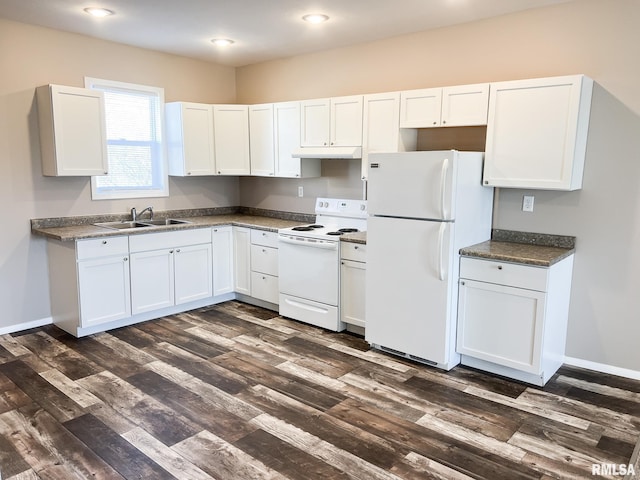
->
[[0, 0, 571, 67]]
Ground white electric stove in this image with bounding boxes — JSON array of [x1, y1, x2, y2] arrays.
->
[[278, 198, 367, 331]]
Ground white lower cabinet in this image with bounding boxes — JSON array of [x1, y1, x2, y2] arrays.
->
[[250, 229, 279, 304], [340, 243, 366, 328], [233, 226, 252, 295], [129, 229, 212, 315], [212, 226, 234, 296], [456, 255, 574, 386]]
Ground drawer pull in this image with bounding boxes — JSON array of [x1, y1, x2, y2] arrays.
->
[[354, 246, 359, 250], [102, 240, 108, 244], [497, 265, 503, 270]]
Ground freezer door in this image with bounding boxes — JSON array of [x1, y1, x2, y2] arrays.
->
[[367, 151, 457, 220], [365, 216, 455, 365]]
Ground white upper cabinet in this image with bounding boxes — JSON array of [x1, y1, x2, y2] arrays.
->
[[300, 95, 363, 147], [166, 102, 216, 176], [274, 102, 320, 178], [399, 83, 489, 128], [249, 103, 275, 176], [483, 75, 593, 191], [361, 92, 417, 180], [37, 84, 108, 176], [213, 104, 251, 175]]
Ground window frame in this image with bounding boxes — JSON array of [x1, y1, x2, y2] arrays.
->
[[85, 77, 169, 200]]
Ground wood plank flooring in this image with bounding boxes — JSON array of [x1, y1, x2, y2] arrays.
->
[[0, 300, 639, 479]]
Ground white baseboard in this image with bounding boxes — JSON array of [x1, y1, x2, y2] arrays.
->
[[0, 317, 53, 335], [564, 356, 640, 381]]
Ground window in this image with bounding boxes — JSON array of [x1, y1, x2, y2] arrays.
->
[[85, 77, 168, 200]]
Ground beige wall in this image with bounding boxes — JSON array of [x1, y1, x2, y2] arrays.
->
[[237, 0, 640, 374], [0, 18, 238, 330]]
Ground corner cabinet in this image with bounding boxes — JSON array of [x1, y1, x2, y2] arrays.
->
[[166, 102, 216, 176], [213, 105, 251, 175], [456, 255, 574, 386], [36, 84, 108, 176], [483, 75, 593, 191]]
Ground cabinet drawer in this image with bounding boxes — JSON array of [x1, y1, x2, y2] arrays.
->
[[251, 272, 279, 304], [129, 228, 211, 253], [459, 257, 548, 292], [341, 242, 366, 262], [251, 244, 278, 276], [77, 236, 128, 260], [250, 229, 278, 248]]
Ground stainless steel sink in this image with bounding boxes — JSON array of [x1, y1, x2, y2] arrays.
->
[[94, 221, 154, 230], [94, 218, 191, 230], [139, 218, 191, 226]]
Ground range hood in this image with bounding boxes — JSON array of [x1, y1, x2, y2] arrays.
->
[[291, 146, 362, 159]]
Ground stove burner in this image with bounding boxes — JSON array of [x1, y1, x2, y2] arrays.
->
[[308, 224, 324, 229], [326, 231, 343, 236], [292, 226, 314, 231], [338, 228, 359, 233]]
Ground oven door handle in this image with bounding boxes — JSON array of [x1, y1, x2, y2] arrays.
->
[[279, 236, 338, 250]]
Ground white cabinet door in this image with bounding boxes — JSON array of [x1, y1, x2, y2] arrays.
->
[[273, 102, 320, 178], [300, 98, 330, 147], [174, 243, 213, 305], [457, 278, 546, 374], [130, 249, 175, 314], [441, 83, 489, 126], [233, 226, 251, 295], [330, 95, 363, 147], [37, 84, 108, 176], [77, 255, 131, 327], [340, 259, 366, 328], [249, 103, 275, 176], [166, 102, 216, 176], [400, 88, 442, 128], [212, 226, 234, 296], [483, 75, 593, 190], [213, 105, 251, 175], [400, 84, 489, 128]]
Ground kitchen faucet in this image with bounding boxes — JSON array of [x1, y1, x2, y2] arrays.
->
[[131, 206, 154, 221]]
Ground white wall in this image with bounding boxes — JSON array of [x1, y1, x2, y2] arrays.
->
[[0, 18, 239, 332], [236, 0, 640, 374]]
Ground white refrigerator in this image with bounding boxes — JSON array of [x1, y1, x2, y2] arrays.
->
[[365, 150, 493, 370]]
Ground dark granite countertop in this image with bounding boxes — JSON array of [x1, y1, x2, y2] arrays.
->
[[460, 229, 576, 267], [30, 207, 368, 245]]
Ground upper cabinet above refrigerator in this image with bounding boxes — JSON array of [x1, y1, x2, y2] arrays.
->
[[483, 74, 593, 191]]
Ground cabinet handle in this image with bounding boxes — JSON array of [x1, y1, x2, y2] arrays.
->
[[341, 261, 344, 265], [102, 240, 108, 244], [497, 265, 503, 270], [169, 250, 174, 253], [176, 249, 181, 253], [442, 120, 447, 124], [124, 257, 128, 262], [461, 281, 465, 286], [354, 246, 359, 250], [262, 249, 266, 253]]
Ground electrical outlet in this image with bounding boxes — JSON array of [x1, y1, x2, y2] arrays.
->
[[298, 186, 304, 197], [522, 195, 535, 212]]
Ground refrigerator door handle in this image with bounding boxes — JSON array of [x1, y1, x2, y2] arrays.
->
[[437, 222, 447, 281], [440, 158, 450, 219]]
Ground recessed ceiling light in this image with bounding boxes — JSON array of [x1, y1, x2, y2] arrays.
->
[[211, 38, 235, 47], [83, 7, 114, 17], [302, 14, 329, 24]]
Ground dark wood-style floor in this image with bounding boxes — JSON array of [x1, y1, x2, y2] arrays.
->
[[0, 301, 638, 479]]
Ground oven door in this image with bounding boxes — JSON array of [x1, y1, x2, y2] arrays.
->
[[278, 234, 340, 306]]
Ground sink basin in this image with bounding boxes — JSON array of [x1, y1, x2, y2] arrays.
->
[[94, 218, 191, 230], [95, 221, 153, 230], [139, 218, 191, 226]]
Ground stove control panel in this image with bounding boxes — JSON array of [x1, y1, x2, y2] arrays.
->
[[316, 197, 367, 218]]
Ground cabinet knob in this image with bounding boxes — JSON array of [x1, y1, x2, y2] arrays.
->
[[497, 265, 503, 270], [169, 250, 174, 253], [461, 281, 465, 285], [124, 257, 128, 261], [187, 172, 192, 175], [341, 261, 344, 265], [354, 246, 359, 250], [442, 120, 447, 124], [433, 121, 437, 125], [176, 249, 181, 253], [102, 240, 107, 244]]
